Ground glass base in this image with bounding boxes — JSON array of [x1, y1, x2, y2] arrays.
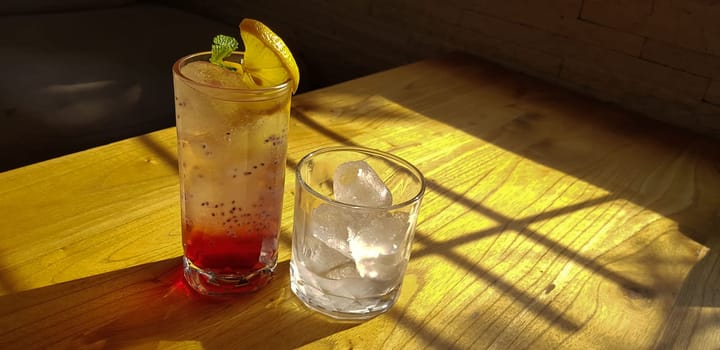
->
[[289, 260, 399, 320], [183, 256, 275, 296]]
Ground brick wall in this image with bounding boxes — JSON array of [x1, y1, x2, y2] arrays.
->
[[170, 0, 720, 137]]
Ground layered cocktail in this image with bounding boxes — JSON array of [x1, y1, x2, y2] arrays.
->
[[172, 20, 299, 295]]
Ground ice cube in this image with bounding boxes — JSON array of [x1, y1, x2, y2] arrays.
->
[[302, 235, 352, 275], [324, 261, 361, 280], [319, 262, 391, 299], [349, 212, 410, 280], [180, 61, 251, 89], [309, 203, 364, 258], [333, 160, 392, 207]]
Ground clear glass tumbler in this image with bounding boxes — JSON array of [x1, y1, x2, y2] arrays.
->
[[290, 146, 426, 319], [173, 52, 291, 295]]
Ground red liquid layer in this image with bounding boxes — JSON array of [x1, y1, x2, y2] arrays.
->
[[183, 228, 276, 294], [185, 229, 264, 272]]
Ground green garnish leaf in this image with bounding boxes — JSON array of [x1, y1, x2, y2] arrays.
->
[[210, 34, 239, 70]]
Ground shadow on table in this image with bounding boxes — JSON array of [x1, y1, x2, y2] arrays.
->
[[653, 238, 720, 348], [137, 133, 179, 173], [0, 258, 359, 349], [673, 243, 720, 308], [124, 54, 720, 346], [293, 54, 720, 246], [289, 53, 720, 345]]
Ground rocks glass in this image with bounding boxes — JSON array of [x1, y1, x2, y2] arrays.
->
[[290, 146, 425, 319]]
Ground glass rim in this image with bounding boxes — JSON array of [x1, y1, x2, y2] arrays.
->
[[172, 51, 292, 94], [296, 146, 427, 210]]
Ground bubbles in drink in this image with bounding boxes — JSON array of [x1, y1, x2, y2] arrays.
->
[[175, 56, 291, 295]]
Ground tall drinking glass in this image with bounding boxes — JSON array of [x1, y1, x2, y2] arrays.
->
[[172, 52, 291, 295]]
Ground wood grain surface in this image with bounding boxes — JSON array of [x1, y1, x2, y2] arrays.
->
[[1, 54, 719, 349]]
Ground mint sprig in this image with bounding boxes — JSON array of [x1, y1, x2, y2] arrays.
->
[[210, 34, 239, 70]]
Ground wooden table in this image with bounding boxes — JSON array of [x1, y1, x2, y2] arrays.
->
[[2, 54, 719, 349]]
